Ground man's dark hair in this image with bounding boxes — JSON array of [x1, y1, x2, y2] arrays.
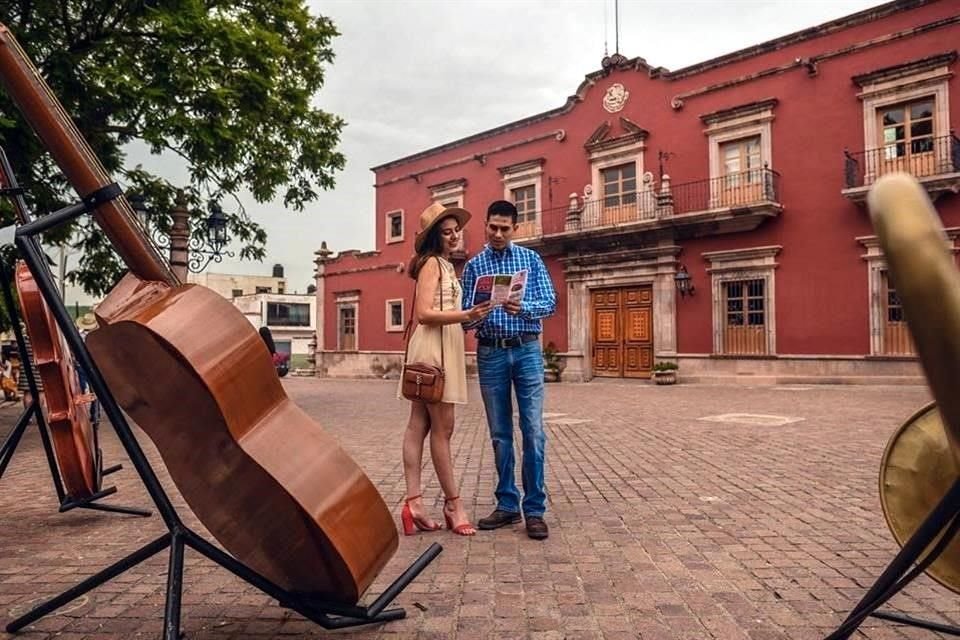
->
[[487, 200, 518, 224]]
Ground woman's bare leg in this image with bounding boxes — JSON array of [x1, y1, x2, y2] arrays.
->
[[427, 402, 475, 533], [402, 401, 439, 528]]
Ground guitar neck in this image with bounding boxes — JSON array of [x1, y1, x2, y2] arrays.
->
[[0, 24, 177, 286]]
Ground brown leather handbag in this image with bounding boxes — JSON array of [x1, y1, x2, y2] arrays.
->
[[401, 259, 445, 404]]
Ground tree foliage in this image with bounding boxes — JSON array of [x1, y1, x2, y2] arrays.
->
[[0, 0, 344, 296]]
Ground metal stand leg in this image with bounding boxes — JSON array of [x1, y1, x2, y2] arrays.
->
[[6, 524, 441, 635], [6, 534, 171, 632], [0, 404, 35, 479], [825, 478, 960, 639]]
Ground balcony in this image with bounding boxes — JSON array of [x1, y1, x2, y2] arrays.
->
[[514, 167, 783, 254], [842, 133, 960, 202]]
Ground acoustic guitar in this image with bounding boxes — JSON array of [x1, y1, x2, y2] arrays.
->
[[0, 148, 99, 499], [0, 24, 397, 604]]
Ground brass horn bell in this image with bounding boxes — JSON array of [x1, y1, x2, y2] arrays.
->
[[869, 173, 960, 594]]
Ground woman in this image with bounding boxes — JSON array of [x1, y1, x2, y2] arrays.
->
[[399, 202, 492, 536]]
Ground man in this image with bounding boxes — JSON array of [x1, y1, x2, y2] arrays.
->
[[461, 200, 557, 540]]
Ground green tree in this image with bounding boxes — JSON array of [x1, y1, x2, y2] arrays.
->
[[0, 0, 345, 296]]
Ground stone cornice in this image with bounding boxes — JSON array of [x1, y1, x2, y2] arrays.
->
[[852, 50, 957, 87], [374, 130, 565, 186], [561, 245, 682, 268], [700, 98, 779, 125], [321, 249, 408, 278], [584, 117, 649, 153], [703, 245, 782, 264], [498, 158, 545, 176], [426, 177, 467, 192]]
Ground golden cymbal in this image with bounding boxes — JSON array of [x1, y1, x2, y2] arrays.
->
[[879, 402, 960, 593]]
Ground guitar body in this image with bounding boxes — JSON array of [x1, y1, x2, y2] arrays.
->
[[14, 260, 98, 499], [86, 274, 397, 602]]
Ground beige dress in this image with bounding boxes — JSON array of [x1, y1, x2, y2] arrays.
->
[[398, 257, 468, 404]]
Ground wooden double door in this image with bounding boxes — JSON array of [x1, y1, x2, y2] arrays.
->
[[591, 286, 653, 378]]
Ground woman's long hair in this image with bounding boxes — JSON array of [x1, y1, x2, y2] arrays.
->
[[407, 215, 454, 280], [259, 326, 276, 355]]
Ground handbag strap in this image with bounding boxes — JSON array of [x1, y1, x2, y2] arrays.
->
[[402, 256, 445, 369]]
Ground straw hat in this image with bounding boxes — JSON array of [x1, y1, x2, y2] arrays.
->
[[414, 202, 471, 252], [76, 312, 98, 332]]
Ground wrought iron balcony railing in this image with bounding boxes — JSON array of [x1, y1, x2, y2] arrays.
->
[[514, 167, 781, 239], [844, 132, 960, 189]]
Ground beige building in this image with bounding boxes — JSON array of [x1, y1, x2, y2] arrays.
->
[[187, 264, 288, 299]]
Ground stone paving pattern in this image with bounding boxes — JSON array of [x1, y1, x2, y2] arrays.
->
[[1, 378, 957, 639]]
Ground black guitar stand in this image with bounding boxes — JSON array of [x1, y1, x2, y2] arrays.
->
[[825, 477, 960, 638], [4, 188, 441, 640], [0, 228, 149, 518]]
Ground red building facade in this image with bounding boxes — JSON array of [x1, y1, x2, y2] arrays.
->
[[314, 0, 960, 383]]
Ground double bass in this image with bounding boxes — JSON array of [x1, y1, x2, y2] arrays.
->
[[0, 148, 99, 499], [0, 25, 397, 603]]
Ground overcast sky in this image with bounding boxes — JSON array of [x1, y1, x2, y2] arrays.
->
[[75, 0, 883, 302]]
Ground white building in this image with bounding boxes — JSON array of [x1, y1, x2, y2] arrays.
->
[[233, 292, 316, 368]]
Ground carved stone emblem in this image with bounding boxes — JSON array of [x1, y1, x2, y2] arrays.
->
[[602, 83, 629, 113]]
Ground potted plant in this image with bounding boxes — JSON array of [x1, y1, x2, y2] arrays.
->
[[543, 342, 564, 383], [651, 361, 678, 385]]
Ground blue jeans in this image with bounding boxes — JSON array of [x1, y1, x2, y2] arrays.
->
[[477, 339, 547, 517]]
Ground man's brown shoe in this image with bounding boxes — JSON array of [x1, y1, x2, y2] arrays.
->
[[525, 516, 549, 540], [477, 509, 522, 530]]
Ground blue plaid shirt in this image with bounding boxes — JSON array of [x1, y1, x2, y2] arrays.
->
[[461, 243, 557, 339]]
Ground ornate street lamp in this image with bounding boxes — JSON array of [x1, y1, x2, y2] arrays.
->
[[128, 193, 149, 229], [127, 192, 234, 273], [675, 265, 695, 297]]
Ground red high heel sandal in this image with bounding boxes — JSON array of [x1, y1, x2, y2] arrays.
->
[[443, 496, 476, 536], [400, 495, 442, 536]]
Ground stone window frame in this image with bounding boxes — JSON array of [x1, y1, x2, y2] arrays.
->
[[854, 54, 954, 184], [428, 179, 468, 254], [385, 298, 405, 333], [429, 178, 466, 209], [500, 159, 545, 236], [587, 140, 646, 208], [703, 246, 781, 355], [857, 229, 960, 356], [335, 291, 359, 351], [703, 101, 775, 209], [385, 209, 404, 244]]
